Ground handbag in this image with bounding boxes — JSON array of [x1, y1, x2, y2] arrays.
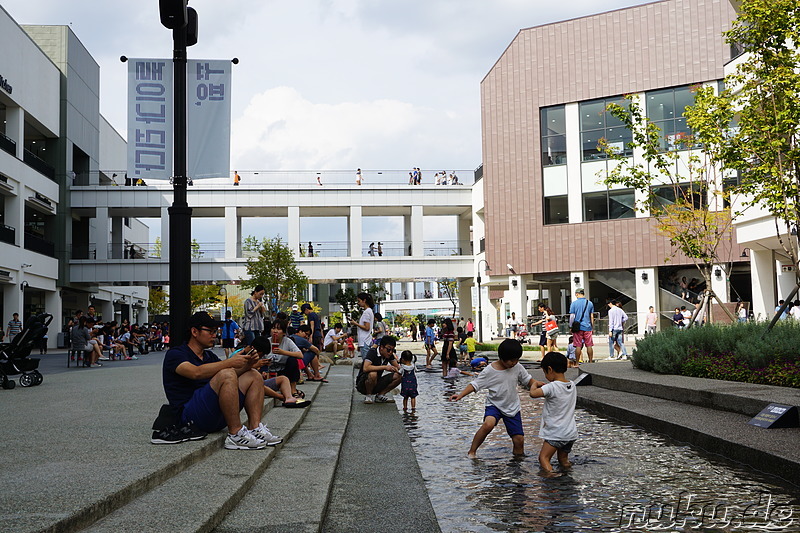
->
[[544, 319, 558, 333], [571, 301, 588, 333]]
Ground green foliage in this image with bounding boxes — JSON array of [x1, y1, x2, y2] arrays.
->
[[632, 322, 800, 388], [334, 287, 358, 319], [190, 284, 221, 312], [393, 313, 415, 328], [438, 278, 458, 317], [152, 237, 162, 259], [416, 313, 428, 326], [148, 287, 168, 315], [241, 237, 308, 314]]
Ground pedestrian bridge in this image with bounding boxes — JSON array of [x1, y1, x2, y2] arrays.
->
[[68, 181, 476, 285]]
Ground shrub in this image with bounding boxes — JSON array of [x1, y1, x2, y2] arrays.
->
[[633, 322, 800, 388]]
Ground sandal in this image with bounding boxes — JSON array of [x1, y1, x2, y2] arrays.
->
[[292, 390, 305, 399], [307, 378, 329, 383], [283, 399, 311, 408]]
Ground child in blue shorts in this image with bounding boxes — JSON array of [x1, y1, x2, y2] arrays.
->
[[450, 339, 535, 458]]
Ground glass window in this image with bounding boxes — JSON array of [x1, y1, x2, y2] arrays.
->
[[584, 192, 609, 221], [541, 106, 567, 167], [652, 184, 706, 212], [544, 196, 569, 225], [583, 189, 636, 221], [580, 97, 633, 160], [646, 85, 699, 152]]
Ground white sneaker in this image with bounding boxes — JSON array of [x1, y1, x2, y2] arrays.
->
[[250, 423, 283, 446], [375, 394, 392, 403], [224, 427, 266, 450], [364, 395, 374, 404], [98, 356, 111, 361]]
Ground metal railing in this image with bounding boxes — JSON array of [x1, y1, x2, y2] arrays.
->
[[23, 149, 56, 180], [24, 232, 55, 257], [0, 131, 15, 157], [0, 224, 15, 246]]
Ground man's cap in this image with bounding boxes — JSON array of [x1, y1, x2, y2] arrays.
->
[[292, 304, 299, 310], [300, 303, 312, 311], [188, 311, 223, 330], [575, 288, 585, 295]]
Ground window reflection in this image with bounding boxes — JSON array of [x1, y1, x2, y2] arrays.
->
[[580, 97, 632, 161], [540, 106, 567, 166]]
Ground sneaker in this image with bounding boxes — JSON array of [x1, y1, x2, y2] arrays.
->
[[250, 423, 283, 446], [90, 363, 102, 368], [151, 426, 186, 444], [130, 355, 139, 360], [364, 395, 374, 404], [375, 394, 392, 403], [174, 420, 207, 441], [98, 356, 111, 361], [224, 427, 266, 450]]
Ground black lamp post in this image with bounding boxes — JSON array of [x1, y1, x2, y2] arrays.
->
[[476, 259, 490, 343], [160, 0, 197, 346]]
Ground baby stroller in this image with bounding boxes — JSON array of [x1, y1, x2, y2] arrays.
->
[[516, 323, 530, 344], [0, 313, 50, 389]]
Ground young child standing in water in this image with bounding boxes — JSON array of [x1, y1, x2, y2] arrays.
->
[[398, 350, 419, 411], [530, 352, 577, 474], [449, 339, 534, 458]]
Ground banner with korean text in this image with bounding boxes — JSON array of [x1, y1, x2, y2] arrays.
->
[[187, 59, 231, 180], [127, 59, 173, 182]]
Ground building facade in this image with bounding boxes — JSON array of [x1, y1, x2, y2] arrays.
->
[[477, 0, 748, 338]]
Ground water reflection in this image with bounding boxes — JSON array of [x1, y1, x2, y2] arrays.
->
[[397, 371, 800, 532]]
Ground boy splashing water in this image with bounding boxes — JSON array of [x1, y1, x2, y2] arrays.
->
[[530, 352, 577, 475], [449, 339, 534, 458]]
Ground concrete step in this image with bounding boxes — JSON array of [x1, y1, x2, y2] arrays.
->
[[78, 371, 334, 533], [578, 362, 800, 416], [215, 365, 355, 533], [577, 385, 800, 483]]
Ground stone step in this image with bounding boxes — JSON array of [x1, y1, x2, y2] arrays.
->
[[79, 374, 332, 532], [578, 363, 800, 416], [577, 385, 800, 483]]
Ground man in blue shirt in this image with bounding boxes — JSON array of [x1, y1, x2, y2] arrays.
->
[[220, 310, 240, 358], [161, 312, 281, 450], [568, 288, 595, 364], [301, 303, 323, 350]]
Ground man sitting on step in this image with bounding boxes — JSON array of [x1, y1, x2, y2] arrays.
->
[[355, 335, 402, 404], [162, 311, 282, 450]]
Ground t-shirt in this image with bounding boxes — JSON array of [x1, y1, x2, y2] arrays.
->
[[356, 347, 395, 382], [306, 311, 323, 341], [645, 312, 658, 327], [464, 337, 477, 353], [569, 298, 594, 331], [243, 298, 264, 331], [221, 319, 240, 339], [539, 380, 578, 441], [608, 306, 628, 331], [162, 344, 221, 408], [469, 363, 533, 417], [270, 336, 300, 369], [424, 326, 436, 345], [289, 311, 304, 330], [7, 319, 22, 336], [357, 308, 374, 347], [290, 334, 314, 364], [324, 329, 342, 346]]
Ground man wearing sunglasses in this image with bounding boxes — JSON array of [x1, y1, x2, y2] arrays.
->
[[161, 312, 282, 450], [355, 336, 401, 404]]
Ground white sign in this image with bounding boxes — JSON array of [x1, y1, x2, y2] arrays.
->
[[127, 59, 173, 181], [187, 60, 232, 180]]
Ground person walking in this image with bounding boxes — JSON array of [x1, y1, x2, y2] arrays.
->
[[6, 312, 23, 342], [356, 168, 362, 186], [377, 242, 383, 256], [569, 288, 594, 364], [242, 285, 266, 346]]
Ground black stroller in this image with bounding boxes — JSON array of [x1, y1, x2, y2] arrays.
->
[[0, 313, 50, 389]]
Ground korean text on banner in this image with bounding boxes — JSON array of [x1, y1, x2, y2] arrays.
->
[[187, 60, 232, 180], [127, 59, 173, 181]]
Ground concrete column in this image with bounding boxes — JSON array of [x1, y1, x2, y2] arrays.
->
[[635, 267, 659, 334], [403, 213, 412, 257], [565, 102, 583, 223], [776, 259, 796, 302], [225, 206, 240, 258], [111, 217, 123, 259], [287, 206, 300, 259], [99, 300, 114, 324], [406, 282, 415, 300], [750, 249, 775, 321], [3, 282, 22, 324], [457, 215, 471, 255], [384, 282, 392, 300], [457, 279, 472, 320], [95, 207, 110, 259], [349, 206, 362, 258], [570, 271, 589, 300], [410, 205, 424, 256], [160, 207, 170, 261], [7, 186, 23, 247], [710, 264, 729, 303], [316, 283, 331, 316], [44, 290, 61, 348], [506, 275, 526, 325], [5, 106, 24, 159]]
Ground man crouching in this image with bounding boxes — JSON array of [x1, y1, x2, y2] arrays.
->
[[162, 312, 282, 450]]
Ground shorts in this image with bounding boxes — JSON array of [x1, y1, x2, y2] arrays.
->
[[263, 377, 279, 390], [539, 332, 547, 346], [355, 372, 395, 395], [483, 405, 524, 437], [572, 330, 594, 347], [181, 383, 245, 433], [545, 439, 576, 453], [302, 350, 316, 366], [221, 338, 234, 348], [359, 345, 371, 359], [425, 342, 436, 350], [459, 344, 467, 354]]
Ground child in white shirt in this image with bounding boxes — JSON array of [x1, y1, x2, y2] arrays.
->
[[530, 352, 578, 474]]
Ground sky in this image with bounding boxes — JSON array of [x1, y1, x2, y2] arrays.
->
[[3, 0, 644, 244]]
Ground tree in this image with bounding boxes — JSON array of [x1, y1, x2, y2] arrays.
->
[[334, 286, 358, 321], [190, 284, 222, 313], [152, 237, 162, 259], [241, 237, 308, 314], [438, 278, 458, 318], [148, 287, 169, 315], [685, 0, 800, 328], [599, 95, 740, 324]]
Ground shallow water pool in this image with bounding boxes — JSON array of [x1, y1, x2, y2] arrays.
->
[[396, 369, 800, 532]]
